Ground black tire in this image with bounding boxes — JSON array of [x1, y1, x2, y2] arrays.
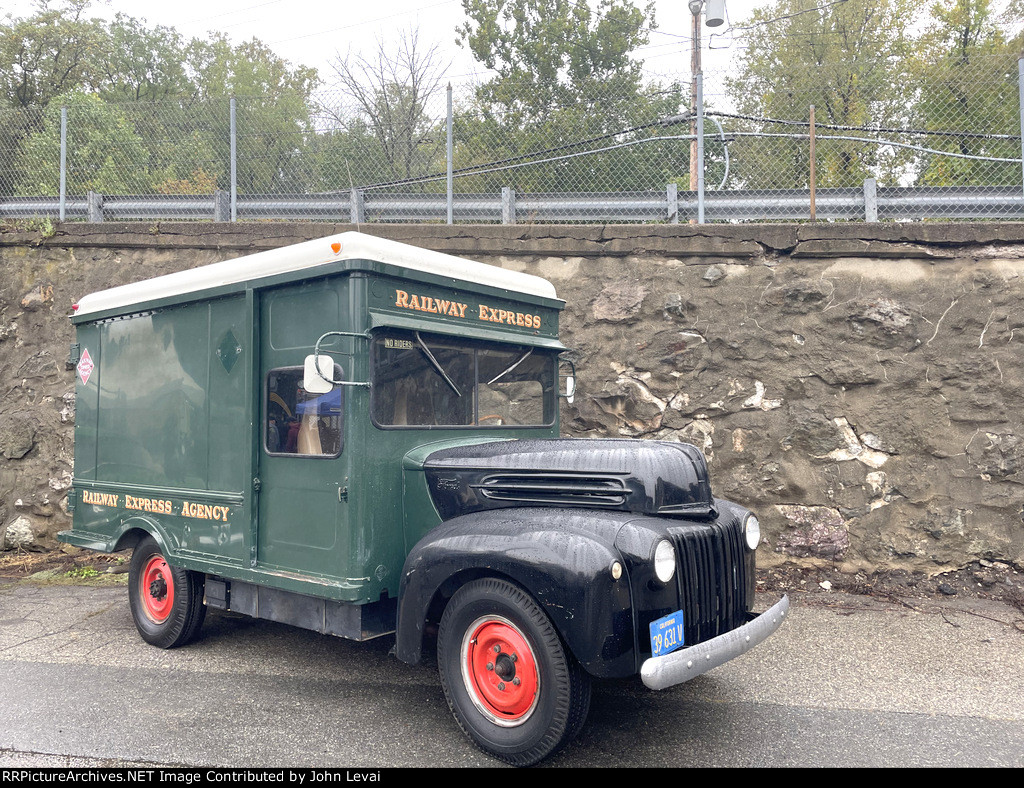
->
[[128, 535, 206, 649], [437, 578, 591, 766]]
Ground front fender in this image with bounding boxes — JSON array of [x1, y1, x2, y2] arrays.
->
[[395, 507, 639, 678]]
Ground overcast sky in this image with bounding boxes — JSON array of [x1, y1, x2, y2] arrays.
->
[[3, 0, 768, 85]]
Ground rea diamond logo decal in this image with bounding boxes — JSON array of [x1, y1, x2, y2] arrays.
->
[[77, 348, 94, 385]]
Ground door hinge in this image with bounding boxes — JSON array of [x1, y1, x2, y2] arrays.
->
[[253, 476, 262, 493]]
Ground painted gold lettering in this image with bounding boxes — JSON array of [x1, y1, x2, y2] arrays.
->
[[409, 294, 421, 310], [395, 290, 409, 308]]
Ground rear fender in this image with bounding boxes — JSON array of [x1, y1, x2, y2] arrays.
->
[[395, 508, 639, 678], [110, 515, 172, 555]]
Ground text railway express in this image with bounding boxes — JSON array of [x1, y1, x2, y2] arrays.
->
[[394, 289, 541, 330]]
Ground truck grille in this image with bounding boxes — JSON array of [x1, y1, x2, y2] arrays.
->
[[472, 473, 629, 508], [672, 521, 750, 645]]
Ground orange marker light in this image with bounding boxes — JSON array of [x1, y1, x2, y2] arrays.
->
[[331, 242, 341, 254]]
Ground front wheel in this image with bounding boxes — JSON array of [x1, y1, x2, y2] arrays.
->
[[437, 578, 591, 766], [128, 535, 206, 649]]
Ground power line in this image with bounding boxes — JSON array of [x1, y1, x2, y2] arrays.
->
[[708, 110, 1023, 140]]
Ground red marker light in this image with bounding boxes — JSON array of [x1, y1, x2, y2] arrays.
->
[[71, 304, 79, 312]]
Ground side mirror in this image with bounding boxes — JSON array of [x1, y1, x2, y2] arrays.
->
[[559, 358, 576, 405], [303, 354, 335, 394]]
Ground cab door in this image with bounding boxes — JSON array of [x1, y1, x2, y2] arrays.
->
[[256, 280, 350, 579]]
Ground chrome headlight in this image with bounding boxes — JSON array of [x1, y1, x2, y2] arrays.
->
[[743, 513, 761, 551], [653, 539, 676, 584]]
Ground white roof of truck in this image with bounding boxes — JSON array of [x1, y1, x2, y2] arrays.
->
[[74, 231, 559, 318]]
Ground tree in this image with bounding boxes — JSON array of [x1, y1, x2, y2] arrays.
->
[[912, 0, 1024, 186], [725, 0, 920, 189], [454, 0, 683, 192], [185, 35, 320, 193], [329, 29, 449, 185], [0, 0, 105, 109], [98, 13, 191, 103], [458, 0, 653, 126], [14, 91, 150, 195]]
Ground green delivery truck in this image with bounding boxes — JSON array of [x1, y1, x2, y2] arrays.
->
[[60, 231, 788, 765]]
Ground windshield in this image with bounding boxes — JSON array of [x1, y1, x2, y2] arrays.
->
[[371, 330, 556, 428]]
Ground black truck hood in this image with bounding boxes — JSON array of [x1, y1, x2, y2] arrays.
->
[[422, 438, 715, 521]]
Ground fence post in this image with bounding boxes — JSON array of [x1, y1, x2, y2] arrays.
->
[[1018, 57, 1024, 194], [696, 71, 705, 224], [350, 188, 365, 224], [447, 83, 454, 225], [229, 97, 237, 222], [809, 105, 817, 222], [501, 187, 516, 225], [59, 107, 67, 222], [863, 178, 878, 222], [87, 191, 103, 223], [214, 189, 230, 222], [667, 183, 679, 224]]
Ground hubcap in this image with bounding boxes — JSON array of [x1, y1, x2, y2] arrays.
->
[[140, 555, 174, 624], [461, 616, 539, 726]]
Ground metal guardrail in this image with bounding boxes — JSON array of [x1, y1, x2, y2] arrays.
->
[[3, 183, 1024, 224]]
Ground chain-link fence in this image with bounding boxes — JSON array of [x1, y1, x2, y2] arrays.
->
[[2, 51, 1023, 224]]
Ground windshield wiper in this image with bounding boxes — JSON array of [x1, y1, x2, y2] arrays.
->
[[414, 331, 463, 397], [487, 348, 533, 386]]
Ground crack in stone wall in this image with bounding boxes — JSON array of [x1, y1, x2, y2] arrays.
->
[[2, 221, 1023, 574]]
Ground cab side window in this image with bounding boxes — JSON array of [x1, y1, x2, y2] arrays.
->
[[265, 366, 343, 457]]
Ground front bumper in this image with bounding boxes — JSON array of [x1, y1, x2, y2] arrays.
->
[[640, 594, 790, 690]]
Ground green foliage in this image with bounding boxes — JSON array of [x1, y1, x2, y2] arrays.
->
[[3, 0, 1024, 203], [187, 36, 320, 193], [458, 0, 653, 126], [15, 91, 151, 195], [455, 0, 688, 191], [911, 0, 1024, 186], [99, 13, 192, 102], [0, 0, 105, 109], [66, 565, 101, 579], [726, 0, 920, 189], [1, 0, 319, 196]]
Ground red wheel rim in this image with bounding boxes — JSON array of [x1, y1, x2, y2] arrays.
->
[[462, 616, 539, 726], [140, 555, 174, 624]]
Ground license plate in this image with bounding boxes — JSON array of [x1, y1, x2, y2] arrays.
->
[[649, 611, 685, 657]]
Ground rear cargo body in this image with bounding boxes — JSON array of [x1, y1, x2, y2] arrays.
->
[[59, 231, 786, 766], [63, 233, 564, 606]]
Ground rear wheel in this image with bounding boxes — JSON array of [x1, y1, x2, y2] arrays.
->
[[128, 535, 206, 648], [437, 578, 591, 766]]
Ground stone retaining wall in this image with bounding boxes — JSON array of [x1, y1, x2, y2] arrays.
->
[[3, 221, 1023, 573]]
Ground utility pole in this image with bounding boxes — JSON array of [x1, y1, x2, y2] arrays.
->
[[688, 1, 725, 221], [689, 1, 703, 194]]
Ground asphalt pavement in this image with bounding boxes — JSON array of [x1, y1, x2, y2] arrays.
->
[[0, 579, 1022, 768]]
